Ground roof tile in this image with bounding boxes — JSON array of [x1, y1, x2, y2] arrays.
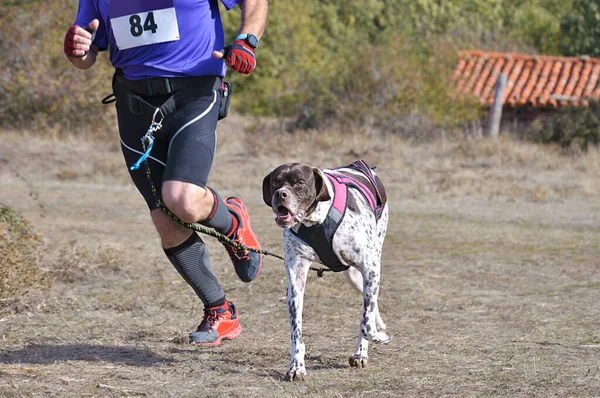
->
[[453, 50, 600, 108]]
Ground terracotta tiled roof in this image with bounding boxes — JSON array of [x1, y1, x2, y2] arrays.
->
[[453, 50, 600, 108]]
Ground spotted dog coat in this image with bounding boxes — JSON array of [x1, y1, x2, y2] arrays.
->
[[262, 161, 389, 381]]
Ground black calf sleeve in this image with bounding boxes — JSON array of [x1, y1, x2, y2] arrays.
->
[[199, 187, 234, 235], [164, 233, 225, 308]]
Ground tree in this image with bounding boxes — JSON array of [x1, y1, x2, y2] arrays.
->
[[559, 0, 600, 57]]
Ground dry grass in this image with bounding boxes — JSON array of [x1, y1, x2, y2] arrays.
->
[[0, 206, 49, 312], [0, 117, 599, 397], [217, 117, 600, 202]]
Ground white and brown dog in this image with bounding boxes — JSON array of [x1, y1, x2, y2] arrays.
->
[[262, 160, 389, 381]]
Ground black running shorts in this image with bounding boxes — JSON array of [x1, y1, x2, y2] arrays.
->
[[112, 73, 222, 210]]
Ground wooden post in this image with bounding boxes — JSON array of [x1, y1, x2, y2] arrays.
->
[[487, 73, 507, 139]]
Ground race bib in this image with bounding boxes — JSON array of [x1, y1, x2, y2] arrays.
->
[[109, 0, 180, 50]]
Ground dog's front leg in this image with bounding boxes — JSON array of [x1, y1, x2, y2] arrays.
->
[[283, 235, 313, 381]]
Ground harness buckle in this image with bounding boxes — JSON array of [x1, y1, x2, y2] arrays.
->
[[144, 78, 174, 96], [145, 108, 164, 138]]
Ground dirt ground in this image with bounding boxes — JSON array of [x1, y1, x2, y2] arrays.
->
[[1, 115, 599, 397]]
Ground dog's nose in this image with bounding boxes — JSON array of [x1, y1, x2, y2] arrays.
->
[[276, 190, 288, 199]]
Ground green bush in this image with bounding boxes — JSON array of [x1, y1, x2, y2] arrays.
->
[[559, 0, 600, 57], [0, 1, 115, 136], [225, 0, 483, 130], [537, 102, 600, 150]]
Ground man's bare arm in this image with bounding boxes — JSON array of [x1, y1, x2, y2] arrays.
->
[[239, 0, 268, 39]]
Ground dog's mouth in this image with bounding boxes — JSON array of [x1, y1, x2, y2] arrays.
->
[[275, 205, 299, 227]]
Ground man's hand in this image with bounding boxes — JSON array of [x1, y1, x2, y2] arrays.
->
[[212, 40, 256, 75], [64, 19, 99, 59]]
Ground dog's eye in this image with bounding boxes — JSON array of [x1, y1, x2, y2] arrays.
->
[[272, 182, 280, 188], [296, 182, 305, 188]]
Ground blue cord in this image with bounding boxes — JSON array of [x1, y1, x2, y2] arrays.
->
[[130, 137, 154, 171]]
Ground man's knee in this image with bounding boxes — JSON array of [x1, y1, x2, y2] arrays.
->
[[161, 181, 213, 223], [151, 209, 194, 248], [151, 209, 175, 233]]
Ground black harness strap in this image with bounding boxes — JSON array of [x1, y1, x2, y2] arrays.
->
[[113, 69, 221, 117]]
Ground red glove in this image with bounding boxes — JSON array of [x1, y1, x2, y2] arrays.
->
[[64, 24, 96, 58], [223, 40, 256, 75]]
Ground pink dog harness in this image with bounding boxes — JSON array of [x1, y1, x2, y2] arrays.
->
[[291, 160, 384, 271], [327, 160, 384, 219]]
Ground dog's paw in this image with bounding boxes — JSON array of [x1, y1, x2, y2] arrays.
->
[[376, 317, 387, 331], [364, 330, 390, 344], [284, 366, 307, 381], [373, 331, 390, 344], [349, 354, 368, 368]]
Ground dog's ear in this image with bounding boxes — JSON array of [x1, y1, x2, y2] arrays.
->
[[262, 172, 273, 207], [313, 167, 331, 202]]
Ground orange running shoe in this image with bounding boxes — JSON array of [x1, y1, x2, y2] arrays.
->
[[222, 197, 263, 282], [189, 300, 242, 346]]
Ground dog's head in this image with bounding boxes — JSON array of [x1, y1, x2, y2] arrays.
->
[[262, 163, 331, 228]]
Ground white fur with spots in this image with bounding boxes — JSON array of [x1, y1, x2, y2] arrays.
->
[[268, 166, 389, 381]]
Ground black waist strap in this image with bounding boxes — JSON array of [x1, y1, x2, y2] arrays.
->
[[115, 69, 220, 96]]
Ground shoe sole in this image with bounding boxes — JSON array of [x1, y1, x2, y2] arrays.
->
[[193, 323, 242, 347]]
